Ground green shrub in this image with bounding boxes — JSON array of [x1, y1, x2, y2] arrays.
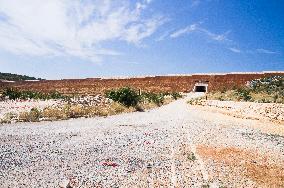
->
[[2, 88, 66, 100], [235, 88, 252, 101], [171, 92, 182, 100], [2, 88, 21, 100], [187, 152, 196, 161], [105, 87, 140, 107], [49, 91, 64, 99], [249, 76, 284, 95], [141, 92, 164, 106], [206, 76, 284, 103]]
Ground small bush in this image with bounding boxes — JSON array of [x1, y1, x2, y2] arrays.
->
[[141, 92, 165, 106], [235, 88, 252, 101], [42, 107, 67, 121], [187, 152, 197, 161], [105, 87, 140, 107], [65, 105, 88, 118], [19, 108, 41, 122], [0, 112, 17, 123], [171, 92, 182, 100], [187, 97, 205, 105]]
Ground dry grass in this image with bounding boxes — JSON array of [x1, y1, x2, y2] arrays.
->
[[42, 106, 68, 121], [19, 108, 41, 122], [13, 102, 138, 122], [41, 102, 132, 121], [1, 97, 175, 123], [107, 102, 136, 115], [207, 90, 236, 101], [0, 112, 17, 123]]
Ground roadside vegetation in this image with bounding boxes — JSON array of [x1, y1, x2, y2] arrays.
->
[[1, 88, 67, 100], [192, 76, 284, 104], [0, 87, 183, 123], [106, 87, 182, 108]]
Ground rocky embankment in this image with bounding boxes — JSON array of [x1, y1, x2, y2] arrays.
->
[[190, 99, 284, 123]]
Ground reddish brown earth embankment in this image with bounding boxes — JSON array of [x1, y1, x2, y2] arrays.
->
[[1, 72, 283, 95]]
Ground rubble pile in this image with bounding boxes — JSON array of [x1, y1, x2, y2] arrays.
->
[[68, 95, 111, 106]]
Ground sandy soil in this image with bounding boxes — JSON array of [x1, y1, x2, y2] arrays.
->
[[0, 93, 283, 187]]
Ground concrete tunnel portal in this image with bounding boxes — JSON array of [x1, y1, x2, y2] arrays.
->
[[193, 81, 208, 92]]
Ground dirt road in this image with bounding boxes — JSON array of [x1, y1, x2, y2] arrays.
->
[[0, 93, 283, 187]]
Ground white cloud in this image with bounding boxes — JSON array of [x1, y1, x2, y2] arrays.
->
[[156, 32, 169, 41], [198, 28, 231, 42], [228, 47, 241, 53], [170, 24, 197, 38], [256, 48, 278, 54], [170, 24, 231, 42], [228, 47, 279, 55], [0, 0, 164, 62]]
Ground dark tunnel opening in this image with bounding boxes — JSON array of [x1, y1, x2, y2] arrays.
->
[[194, 86, 206, 92]]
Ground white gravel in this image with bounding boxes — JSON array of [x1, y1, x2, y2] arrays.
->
[[0, 93, 283, 187]]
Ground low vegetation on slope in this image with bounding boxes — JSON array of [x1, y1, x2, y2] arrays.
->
[[0, 87, 183, 123], [207, 76, 284, 103], [188, 76, 284, 122], [2, 88, 66, 100]]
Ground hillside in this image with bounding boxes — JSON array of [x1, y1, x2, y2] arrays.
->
[[0, 72, 42, 81]]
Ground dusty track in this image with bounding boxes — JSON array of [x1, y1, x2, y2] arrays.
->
[[0, 93, 283, 187]]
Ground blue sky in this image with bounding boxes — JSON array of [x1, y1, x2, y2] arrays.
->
[[0, 0, 283, 79]]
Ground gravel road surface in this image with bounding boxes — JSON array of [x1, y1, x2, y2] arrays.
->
[[1, 93, 283, 187]]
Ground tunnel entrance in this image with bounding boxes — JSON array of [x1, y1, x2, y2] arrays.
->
[[193, 82, 208, 92], [195, 86, 206, 92]]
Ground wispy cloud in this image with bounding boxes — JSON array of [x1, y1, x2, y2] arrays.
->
[[0, 0, 165, 62], [227, 47, 280, 55], [256, 48, 278, 54], [202, 30, 231, 42], [228, 47, 241, 53], [170, 23, 231, 42], [156, 32, 169, 41], [170, 24, 197, 38]]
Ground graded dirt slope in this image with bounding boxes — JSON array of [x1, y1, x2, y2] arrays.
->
[[0, 93, 283, 187], [1, 72, 284, 94]]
